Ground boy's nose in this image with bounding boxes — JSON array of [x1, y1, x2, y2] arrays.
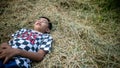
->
[[38, 20, 41, 23]]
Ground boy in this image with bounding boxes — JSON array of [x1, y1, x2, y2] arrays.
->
[[0, 16, 53, 68]]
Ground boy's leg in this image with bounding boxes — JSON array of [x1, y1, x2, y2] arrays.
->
[[5, 59, 19, 68], [0, 59, 4, 68]]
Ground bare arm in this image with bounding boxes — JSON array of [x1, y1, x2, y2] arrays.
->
[[16, 49, 46, 62]]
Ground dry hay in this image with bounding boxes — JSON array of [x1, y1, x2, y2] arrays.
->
[[0, 0, 119, 68]]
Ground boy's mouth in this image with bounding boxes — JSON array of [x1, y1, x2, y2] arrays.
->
[[36, 23, 41, 26]]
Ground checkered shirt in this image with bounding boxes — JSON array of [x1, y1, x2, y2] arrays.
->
[[8, 28, 53, 68]]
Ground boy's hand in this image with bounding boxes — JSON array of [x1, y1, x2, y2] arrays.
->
[[0, 42, 11, 49], [0, 43, 17, 64]]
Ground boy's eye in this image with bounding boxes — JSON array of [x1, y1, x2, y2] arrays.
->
[[43, 21, 48, 23], [37, 19, 48, 24], [41, 20, 48, 24]]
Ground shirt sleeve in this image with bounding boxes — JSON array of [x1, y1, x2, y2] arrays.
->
[[40, 35, 53, 54], [11, 28, 26, 38]]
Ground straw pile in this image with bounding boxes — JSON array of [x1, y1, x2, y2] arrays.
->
[[0, 0, 119, 68]]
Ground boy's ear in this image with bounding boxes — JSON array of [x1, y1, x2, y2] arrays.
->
[[46, 28, 50, 33]]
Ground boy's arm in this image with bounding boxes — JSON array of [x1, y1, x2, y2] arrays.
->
[[0, 44, 46, 64], [16, 48, 46, 62]]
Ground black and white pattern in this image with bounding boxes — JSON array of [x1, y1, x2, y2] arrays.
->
[[8, 28, 53, 68]]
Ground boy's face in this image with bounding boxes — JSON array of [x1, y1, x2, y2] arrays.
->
[[34, 18, 50, 33]]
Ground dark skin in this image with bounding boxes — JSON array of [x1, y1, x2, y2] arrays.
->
[[0, 42, 46, 64], [0, 18, 51, 64]]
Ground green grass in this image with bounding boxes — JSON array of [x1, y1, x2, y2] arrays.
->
[[0, 0, 120, 68]]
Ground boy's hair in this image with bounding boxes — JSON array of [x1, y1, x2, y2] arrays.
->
[[39, 16, 52, 30]]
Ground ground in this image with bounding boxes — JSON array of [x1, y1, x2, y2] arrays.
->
[[0, 0, 120, 68]]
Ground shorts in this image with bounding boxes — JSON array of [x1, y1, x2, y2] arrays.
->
[[0, 59, 19, 68]]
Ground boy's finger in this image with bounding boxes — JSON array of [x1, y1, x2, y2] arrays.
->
[[0, 54, 5, 59], [3, 57, 9, 64], [0, 50, 2, 53]]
